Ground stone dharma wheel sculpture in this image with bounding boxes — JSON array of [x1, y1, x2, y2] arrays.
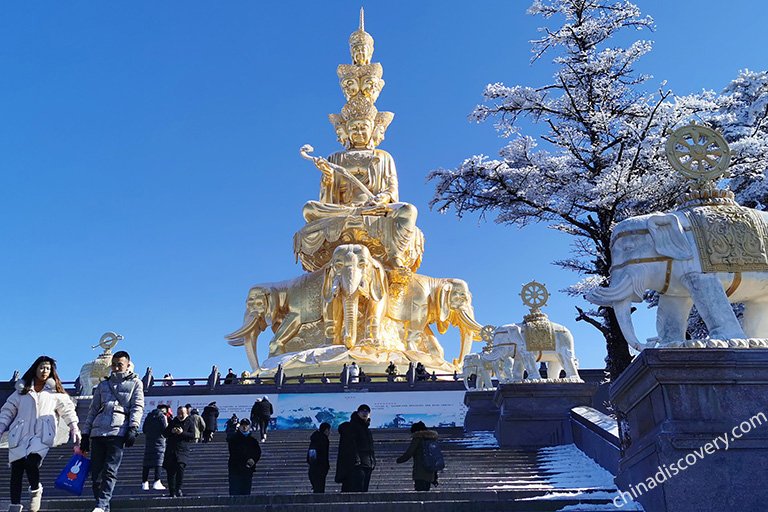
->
[[226, 9, 483, 376], [587, 123, 768, 350]]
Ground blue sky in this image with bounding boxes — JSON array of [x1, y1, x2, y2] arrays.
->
[[1, 1, 767, 380]]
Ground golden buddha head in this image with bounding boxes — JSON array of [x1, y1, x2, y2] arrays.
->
[[342, 97, 377, 148], [349, 8, 374, 65], [372, 111, 394, 147], [360, 68, 384, 102], [337, 66, 361, 101], [328, 113, 350, 148]]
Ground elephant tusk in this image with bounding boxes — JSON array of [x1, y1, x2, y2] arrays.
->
[[225, 315, 263, 345]]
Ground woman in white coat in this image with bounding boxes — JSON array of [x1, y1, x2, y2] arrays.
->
[[0, 356, 81, 512]]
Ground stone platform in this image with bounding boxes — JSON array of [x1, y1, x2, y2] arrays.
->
[[610, 349, 768, 512], [493, 382, 597, 449]]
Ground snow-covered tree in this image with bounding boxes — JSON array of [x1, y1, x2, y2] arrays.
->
[[429, 0, 699, 379]]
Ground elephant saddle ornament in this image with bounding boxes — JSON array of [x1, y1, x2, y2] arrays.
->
[[522, 312, 556, 352], [685, 205, 768, 272]]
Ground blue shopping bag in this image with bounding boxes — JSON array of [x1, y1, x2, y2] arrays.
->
[[54, 453, 91, 496]]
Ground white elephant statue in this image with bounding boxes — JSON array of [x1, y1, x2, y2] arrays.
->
[[461, 352, 495, 390], [492, 323, 581, 382], [477, 342, 515, 383], [586, 209, 768, 350]]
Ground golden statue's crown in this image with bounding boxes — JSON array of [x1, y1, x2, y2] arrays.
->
[[342, 96, 378, 124], [349, 7, 374, 48]]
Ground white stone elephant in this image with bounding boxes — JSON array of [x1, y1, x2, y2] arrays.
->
[[586, 210, 768, 350], [461, 352, 495, 390], [492, 323, 581, 382]]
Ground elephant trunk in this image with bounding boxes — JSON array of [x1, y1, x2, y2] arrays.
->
[[342, 293, 359, 349], [613, 299, 647, 352], [586, 273, 641, 306]]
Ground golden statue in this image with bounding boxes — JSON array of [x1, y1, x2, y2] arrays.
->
[[227, 9, 482, 376]]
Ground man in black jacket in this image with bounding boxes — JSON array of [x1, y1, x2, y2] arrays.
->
[[335, 404, 375, 492], [227, 418, 262, 495], [307, 422, 331, 493], [250, 396, 273, 442], [201, 402, 219, 443], [162, 406, 195, 497]]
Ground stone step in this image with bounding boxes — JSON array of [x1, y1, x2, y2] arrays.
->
[[0, 429, 619, 511], [39, 491, 617, 512]]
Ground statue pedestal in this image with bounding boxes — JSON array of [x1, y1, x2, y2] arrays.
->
[[610, 349, 768, 512], [463, 390, 499, 432], [493, 382, 597, 449]]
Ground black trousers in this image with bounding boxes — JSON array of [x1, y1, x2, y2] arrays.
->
[[257, 418, 269, 438], [141, 466, 161, 482], [228, 469, 254, 495], [166, 462, 186, 495], [308, 465, 328, 493], [340, 466, 372, 492], [9, 454, 42, 504], [414, 479, 431, 491]]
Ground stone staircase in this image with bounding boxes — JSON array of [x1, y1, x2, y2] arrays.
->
[[0, 429, 621, 511]]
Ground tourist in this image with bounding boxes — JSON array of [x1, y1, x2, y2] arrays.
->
[[396, 421, 440, 491], [80, 350, 144, 512], [349, 362, 360, 383], [225, 414, 239, 435], [162, 405, 195, 497], [162, 373, 175, 387], [386, 361, 398, 380], [141, 404, 169, 491], [415, 363, 428, 382], [0, 356, 80, 512], [223, 368, 237, 385], [189, 408, 206, 443], [227, 418, 262, 495], [307, 422, 331, 493], [250, 396, 273, 442], [335, 404, 375, 492], [201, 401, 219, 442]]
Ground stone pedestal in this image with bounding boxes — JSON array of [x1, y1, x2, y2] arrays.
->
[[463, 390, 500, 431], [493, 382, 597, 449], [610, 349, 768, 512]]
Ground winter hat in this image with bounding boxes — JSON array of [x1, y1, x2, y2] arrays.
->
[[357, 404, 371, 413], [410, 421, 427, 433], [239, 418, 251, 426]]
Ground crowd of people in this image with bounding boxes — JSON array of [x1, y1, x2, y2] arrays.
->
[[0, 355, 444, 511]]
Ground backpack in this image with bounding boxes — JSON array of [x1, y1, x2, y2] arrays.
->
[[421, 439, 445, 472]]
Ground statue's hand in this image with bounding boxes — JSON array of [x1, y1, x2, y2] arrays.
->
[[313, 157, 334, 179], [364, 193, 390, 206]]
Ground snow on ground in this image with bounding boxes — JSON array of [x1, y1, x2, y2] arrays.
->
[[445, 430, 499, 448], [513, 444, 644, 511], [538, 444, 616, 489]]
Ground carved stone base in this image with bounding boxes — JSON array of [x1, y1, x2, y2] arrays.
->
[[493, 382, 597, 449], [610, 349, 768, 512], [463, 390, 500, 432]]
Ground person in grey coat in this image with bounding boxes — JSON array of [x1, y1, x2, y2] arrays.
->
[[141, 404, 169, 491], [189, 408, 206, 443], [80, 350, 145, 512]]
